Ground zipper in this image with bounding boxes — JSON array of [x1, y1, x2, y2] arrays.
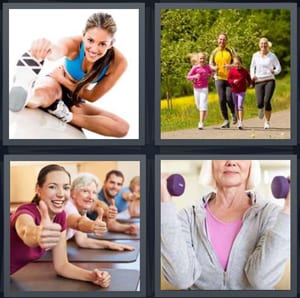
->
[[223, 271, 227, 288]]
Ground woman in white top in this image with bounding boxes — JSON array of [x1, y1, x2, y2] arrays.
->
[[250, 37, 281, 129]]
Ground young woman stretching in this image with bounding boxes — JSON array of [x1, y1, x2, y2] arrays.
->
[[10, 164, 111, 287], [9, 12, 129, 137]]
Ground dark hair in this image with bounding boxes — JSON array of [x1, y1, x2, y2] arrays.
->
[[105, 169, 124, 182], [72, 12, 117, 104], [32, 164, 71, 204]]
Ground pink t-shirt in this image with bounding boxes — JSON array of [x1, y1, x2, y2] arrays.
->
[[186, 64, 213, 89], [205, 205, 242, 271], [10, 203, 66, 274]]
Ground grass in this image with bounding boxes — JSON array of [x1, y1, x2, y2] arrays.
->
[[161, 76, 290, 132]]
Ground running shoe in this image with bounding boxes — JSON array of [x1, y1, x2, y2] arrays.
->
[[9, 51, 44, 112]]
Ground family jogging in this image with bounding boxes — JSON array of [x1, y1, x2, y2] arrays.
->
[[186, 33, 281, 130]]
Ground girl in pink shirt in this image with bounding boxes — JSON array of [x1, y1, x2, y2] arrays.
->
[[186, 52, 213, 129]]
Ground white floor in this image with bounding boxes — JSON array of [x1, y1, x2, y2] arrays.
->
[[9, 108, 86, 139]]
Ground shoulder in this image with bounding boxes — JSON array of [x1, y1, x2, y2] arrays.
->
[[252, 51, 260, 58], [64, 199, 78, 215], [112, 47, 127, 66], [102, 47, 127, 76], [225, 46, 234, 53], [255, 199, 282, 217], [15, 203, 38, 216], [11, 203, 39, 225], [268, 51, 278, 58], [98, 189, 105, 200], [60, 36, 82, 58], [210, 47, 219, 57]]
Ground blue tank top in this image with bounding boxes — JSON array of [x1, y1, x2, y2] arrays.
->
[[64, 42, 109, 83]]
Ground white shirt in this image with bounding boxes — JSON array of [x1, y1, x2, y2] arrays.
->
[[64, 198, 80, 240], [250, 51, 281, 82]]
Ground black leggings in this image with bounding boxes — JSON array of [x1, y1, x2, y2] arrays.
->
[[254, 80, 275, 111], [215, 79, 235, 120]]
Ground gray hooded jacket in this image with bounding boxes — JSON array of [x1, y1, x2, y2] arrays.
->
[[161, 192, 290, 290]]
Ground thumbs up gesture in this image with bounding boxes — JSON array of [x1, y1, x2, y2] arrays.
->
[[93, 207, 107, 236], [107, 199, 118, 219], [37, 200, 62, 250]]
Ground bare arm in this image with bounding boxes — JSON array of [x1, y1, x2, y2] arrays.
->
[[122, 191, 140, 202], [90, 200, 118, 220], [30, 36, 82, 61], [67, 209, 107, 236], [52, 231, 111, 287], [107, 219, 139, 235], [15, 201, 61, 249], [74, 231, 134, 251]]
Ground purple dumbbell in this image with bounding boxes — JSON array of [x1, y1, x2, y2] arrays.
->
[[271, 176, 290, 199], [166, 174, 185, 196]]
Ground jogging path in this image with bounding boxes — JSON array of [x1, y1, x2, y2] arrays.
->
[[161, 109, 290, 140]]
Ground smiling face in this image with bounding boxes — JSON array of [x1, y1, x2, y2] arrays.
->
[[103, 174, 124, 199], [72, 182, 98, 212], [36, 171, 70, 218], [212, 160, 251, 190], [259, 38, 269, 53], [217, 34, 227, 49], [83, 27, 114, 63], [198, 53, 206, 66]]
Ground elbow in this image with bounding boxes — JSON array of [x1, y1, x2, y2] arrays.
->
[[53, 262, 69, 276], [246, 272, 277, 290], [162, 270, 194, 290], [109, 119, 129, 138]]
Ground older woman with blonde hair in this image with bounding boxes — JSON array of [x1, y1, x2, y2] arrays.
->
[[250, 37, 281, 129], [161, 160, 290, 290], [65, 172, 134, 251]]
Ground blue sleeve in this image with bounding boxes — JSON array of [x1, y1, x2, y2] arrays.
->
[[114, 187, 130, 212]]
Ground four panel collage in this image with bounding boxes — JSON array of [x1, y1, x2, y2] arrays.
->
[[2, 1, 298, 298]]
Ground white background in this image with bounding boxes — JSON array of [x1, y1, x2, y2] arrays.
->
[[9, 9, 140, 139]]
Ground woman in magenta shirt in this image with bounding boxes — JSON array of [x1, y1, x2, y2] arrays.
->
[[10, 164, 111, 288]]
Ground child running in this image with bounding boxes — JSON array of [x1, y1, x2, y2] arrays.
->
[[186, 52, 213, 129], [227, 55, 252, 129]]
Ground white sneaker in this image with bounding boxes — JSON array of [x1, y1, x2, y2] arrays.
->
[[237, 121, 244, 130], [9, 51, 44, 112], [258, 108, 264, 119], [47, 100, 73, 123], [198, 122, 204, 129], [220, 120, 229, 128], [264, 121, 270, 129]]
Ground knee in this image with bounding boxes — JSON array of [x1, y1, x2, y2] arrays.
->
[[33, 86, 59, 108]]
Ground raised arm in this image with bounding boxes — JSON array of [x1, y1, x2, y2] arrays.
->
[[15, 201, 61, 249], [30, 36, 82, 61]]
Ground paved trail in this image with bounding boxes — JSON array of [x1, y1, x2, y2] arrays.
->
[[161, 110, 290, 140]]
